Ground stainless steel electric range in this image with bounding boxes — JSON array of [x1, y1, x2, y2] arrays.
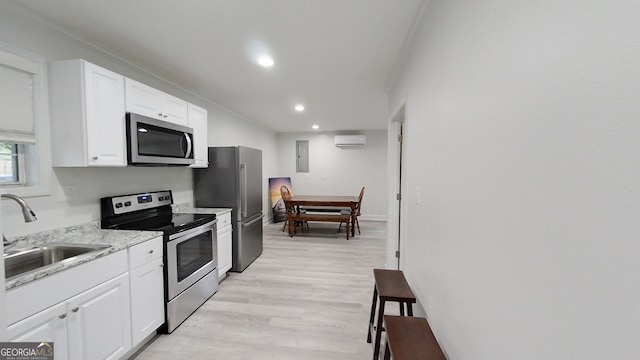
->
[[100, 190, 218, 333]]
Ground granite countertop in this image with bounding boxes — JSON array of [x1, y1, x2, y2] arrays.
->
[[4, 205, 230, 291], [4, 222, 162, 291], [172, 204, 232, 216]]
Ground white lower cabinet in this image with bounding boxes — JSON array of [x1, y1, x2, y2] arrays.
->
[[129, 258, 164, 345], [7, 303, 68, 359], [67, 273, 132, 360], [7, 273, 131, 360], [217, 212, 233, 279], [128, 237, 164, 346]]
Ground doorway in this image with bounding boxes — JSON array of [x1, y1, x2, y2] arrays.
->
[[389, 105, 405, 270]]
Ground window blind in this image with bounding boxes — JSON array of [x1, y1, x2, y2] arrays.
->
[[0, 49, 38, 144]]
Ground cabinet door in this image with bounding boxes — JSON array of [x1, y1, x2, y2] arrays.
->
[[130, 257, 165, 346], [218, 226, 233, 278], [67, 273, 131, 360], [83, 61, 127, 166], [188, 103, 208, 168], [162, 94, 188, 126], [7, 303, 68, 360], [125, 78, 164, 120]]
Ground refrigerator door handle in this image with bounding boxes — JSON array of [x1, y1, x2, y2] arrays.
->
[[242, 215, 262, 227], [240, 163, 247, 218]]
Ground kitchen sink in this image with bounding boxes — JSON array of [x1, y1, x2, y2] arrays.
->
[[4, 243, 111, 280]]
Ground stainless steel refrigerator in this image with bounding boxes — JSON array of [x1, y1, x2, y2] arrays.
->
[[193, 146, 263, 272]]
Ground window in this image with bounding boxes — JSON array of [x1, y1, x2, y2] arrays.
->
[[0, 142, 25, 185], [0, 45, 51, 196]]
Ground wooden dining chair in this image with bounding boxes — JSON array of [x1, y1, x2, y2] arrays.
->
[[280, 185, 308, 233], [339, 186, 365, 234], [280, 185, 294, 232]]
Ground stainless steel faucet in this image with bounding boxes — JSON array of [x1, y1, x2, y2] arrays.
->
[[2, 193, 37, 246]]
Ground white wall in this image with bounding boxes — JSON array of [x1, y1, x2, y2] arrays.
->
[[0, 3, 277, 237], [387, 1, 640, 359], [276, 130, 387, 220]]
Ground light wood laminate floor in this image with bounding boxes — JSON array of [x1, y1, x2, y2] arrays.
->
[[134, 220, 387, 360]]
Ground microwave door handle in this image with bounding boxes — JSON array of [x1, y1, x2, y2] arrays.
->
[[184, 133, 192, 158]]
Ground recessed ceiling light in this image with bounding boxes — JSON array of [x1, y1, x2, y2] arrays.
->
[[295, 104, 305, 112], [312, 124, 319, 130], [257, 55, 274, 67]]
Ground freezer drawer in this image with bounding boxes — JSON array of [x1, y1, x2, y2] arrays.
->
[[232, 213, 263, 272]]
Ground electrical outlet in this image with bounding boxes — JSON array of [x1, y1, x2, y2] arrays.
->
[[61, 185, 78, 201]]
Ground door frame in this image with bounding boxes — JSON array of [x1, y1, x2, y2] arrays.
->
[[387, 103, 406, 270]]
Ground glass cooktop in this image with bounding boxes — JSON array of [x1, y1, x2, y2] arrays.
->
[[114, 212, 216, 235]]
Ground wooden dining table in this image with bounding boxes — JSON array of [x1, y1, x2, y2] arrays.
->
[[287, 195, 359, 237]]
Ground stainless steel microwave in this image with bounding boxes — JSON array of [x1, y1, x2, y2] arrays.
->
[[126, 113, 195, 166]]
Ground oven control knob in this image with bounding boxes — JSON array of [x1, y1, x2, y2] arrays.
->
[[158, 196, 164, 201], [115, 202, 123, 208], [124, 201, 132, 207]]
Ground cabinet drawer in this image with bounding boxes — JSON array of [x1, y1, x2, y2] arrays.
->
[[217, 212, 231, 229], [129, 237, 163, 269]]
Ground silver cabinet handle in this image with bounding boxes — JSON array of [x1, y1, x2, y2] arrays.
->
[[71, 307, 79, 313], [163, 115, 168, 118], [59, 313, 67, 319], [158, 113, 163, 117], [92, 156, 98, 160], [159, 263, 164, 268], [148, 249, 154, 254]]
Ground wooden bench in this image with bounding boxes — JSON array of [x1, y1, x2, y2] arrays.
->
[[367, 269, 416, 360], [383, 315, 445, 360], [288, 212, 352, 240]]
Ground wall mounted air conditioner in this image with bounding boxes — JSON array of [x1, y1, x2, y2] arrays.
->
[[335, 135, 366, 147]]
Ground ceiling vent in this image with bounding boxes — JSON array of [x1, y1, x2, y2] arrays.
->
[[335, 135, 366, 148]]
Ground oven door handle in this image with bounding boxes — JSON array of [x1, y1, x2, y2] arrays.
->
[[168, 219, 217, 241]]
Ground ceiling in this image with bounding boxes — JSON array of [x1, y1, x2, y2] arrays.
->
[[14, 0, 424, 132]]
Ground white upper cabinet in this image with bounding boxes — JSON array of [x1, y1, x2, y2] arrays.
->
[[188, 103, 209, 168], [162, 93, 189, 126], [50, 60, 127, 167], [123, 78, 163, 119], [49, 60, 206, 168], [125, 78, 188, 126]]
